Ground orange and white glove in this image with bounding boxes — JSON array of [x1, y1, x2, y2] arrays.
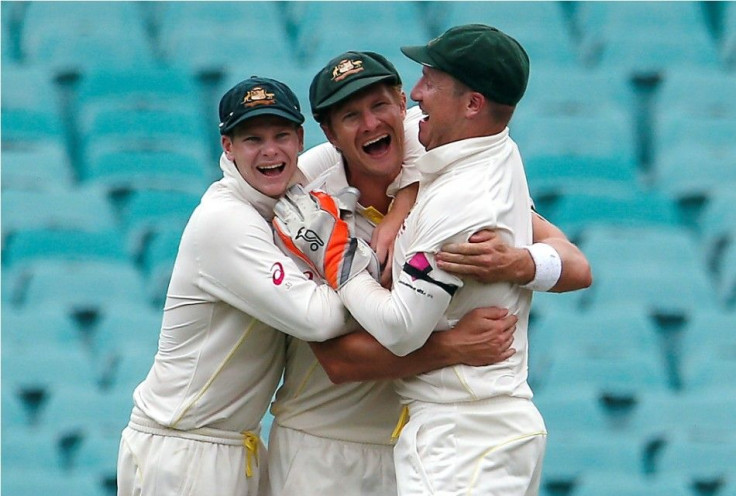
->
[[273, 185, 379, 289]]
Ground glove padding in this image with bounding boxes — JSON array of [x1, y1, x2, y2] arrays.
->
[[273, 185, 379, 289]]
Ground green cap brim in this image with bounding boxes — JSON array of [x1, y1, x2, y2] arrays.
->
[[400, 45, 437, 67], [222, 107, 303, 135], [316, 74, 398, 111]]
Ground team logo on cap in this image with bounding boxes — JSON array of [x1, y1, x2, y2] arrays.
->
[[243, 87, 276, 107], [332, 59, 364, 82]]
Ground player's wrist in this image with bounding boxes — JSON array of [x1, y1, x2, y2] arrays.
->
[[520, 243, 562, 292]]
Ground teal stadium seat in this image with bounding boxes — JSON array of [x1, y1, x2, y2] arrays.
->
[[678, 308, 736, 357], [547, 190, 680, 240], [140, 225, 188, 307], [79, 108, 210, 173], [89, 302, 162, 358], [581, 263, 719, 316], [75, 67, 203, 133], [533, 387, 613, 435], [656, 433, 736, 488], [539, 348, 670, 399], [627, 389, 736, 445], [74, 430, 121, 493], [720, 1, 736, 69], [1, 428, 65, 474], [1, 185, 118, 249], [16, 259, 151, 310], [2, 387, 31, 429], [578, 225, 707, 277], [3, 227, 130, 269], [572, 471, 692, 496], [281, 1, 426, 71], [511, 106, 636, 174], [2, 344, 99, 426], [540, 433, 645, 492], [699, 188, 736, 269], [574, 2, 721, 73], [718, 242, 736, 306], [104, 343, 157, 397], [1, 141, 75, 191], [42, 385, 133, 444], [652, 142, 736, 203], [1, 107, 65, 143], [1, 62, 59, 113], [1, 468, 102, 496], [681, 342, 736, 392], [441, 1, 578, 66], [82, 149, 213, 196], [1, 304, 82, 352], [529, 303, 662, 389], [20, 1, 155, 75], [120, 188, 198, 262], [156, 1, 290, 75]]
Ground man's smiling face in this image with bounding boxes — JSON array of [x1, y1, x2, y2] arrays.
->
[[322, 83, 407, 181]]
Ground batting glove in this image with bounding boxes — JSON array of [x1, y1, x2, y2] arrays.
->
[[273, 185, 379, 289]]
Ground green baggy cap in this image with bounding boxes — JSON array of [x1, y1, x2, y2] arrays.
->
[[309, 51, 401, 121], [401, 24, 529, 106], [219, 76, 304, 135]]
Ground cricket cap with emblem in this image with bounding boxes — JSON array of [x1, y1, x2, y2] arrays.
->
[[218, 76, 305, 135], [309, 51, 402, 121], [401, 24, 530, 106]]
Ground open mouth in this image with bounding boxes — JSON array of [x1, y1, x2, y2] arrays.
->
[[362, 134, 391, 156], [257, 162, 286, 177]]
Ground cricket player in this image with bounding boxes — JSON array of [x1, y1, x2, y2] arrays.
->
[[270, 45, 591, 495], [116, 76, 350, 496]]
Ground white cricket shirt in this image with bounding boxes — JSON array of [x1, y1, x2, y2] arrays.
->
[[339, 129, 535, 403], [132, 154, 349, 433]]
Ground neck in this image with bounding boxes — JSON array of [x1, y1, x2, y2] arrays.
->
[[344, 164, 395, 215]]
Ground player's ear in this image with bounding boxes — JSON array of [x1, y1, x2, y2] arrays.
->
[[296, 125, 305, 152], [221, 135, 234, 159], [467, 92, 484, 115], [321, 122, 339, 150]]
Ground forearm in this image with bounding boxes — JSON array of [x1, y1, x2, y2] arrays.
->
[[531, 214, 592, 292], [339, 271, 451, 356], [310, 329, 457, 384]]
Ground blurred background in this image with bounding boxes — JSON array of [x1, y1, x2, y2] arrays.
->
[[2, 2, 735, 495]]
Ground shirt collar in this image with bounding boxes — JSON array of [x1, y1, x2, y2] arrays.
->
[[219, 152, 279, 220], [415, 128, 510, 177]]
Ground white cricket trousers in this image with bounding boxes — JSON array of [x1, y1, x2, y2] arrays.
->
[[268, 423, 397, 496], [394, 395, 547, 496], [117, 411, 269, 496]]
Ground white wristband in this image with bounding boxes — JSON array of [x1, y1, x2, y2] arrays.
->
[[521, 243, 562, 292]]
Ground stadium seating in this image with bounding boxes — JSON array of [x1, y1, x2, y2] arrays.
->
[[20, 1, 155, 75], [678, 308, 736, 363], [571, 471, 693, 496], [1, 141, 76, 191], [574, 2, 721, 72], [16, 259, 151, 311], [656, 433, 736, 488], [1, 304, 83, 352], [546, 189, 681, 240], [699, 187, 736, 269], [1, 468, 103, 496], [541, 433, 645, 491], [529, 303, 663, 389], [533, 387, 614, 435], [1, 185, 118, 248], [718, 241, 736, 306]]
